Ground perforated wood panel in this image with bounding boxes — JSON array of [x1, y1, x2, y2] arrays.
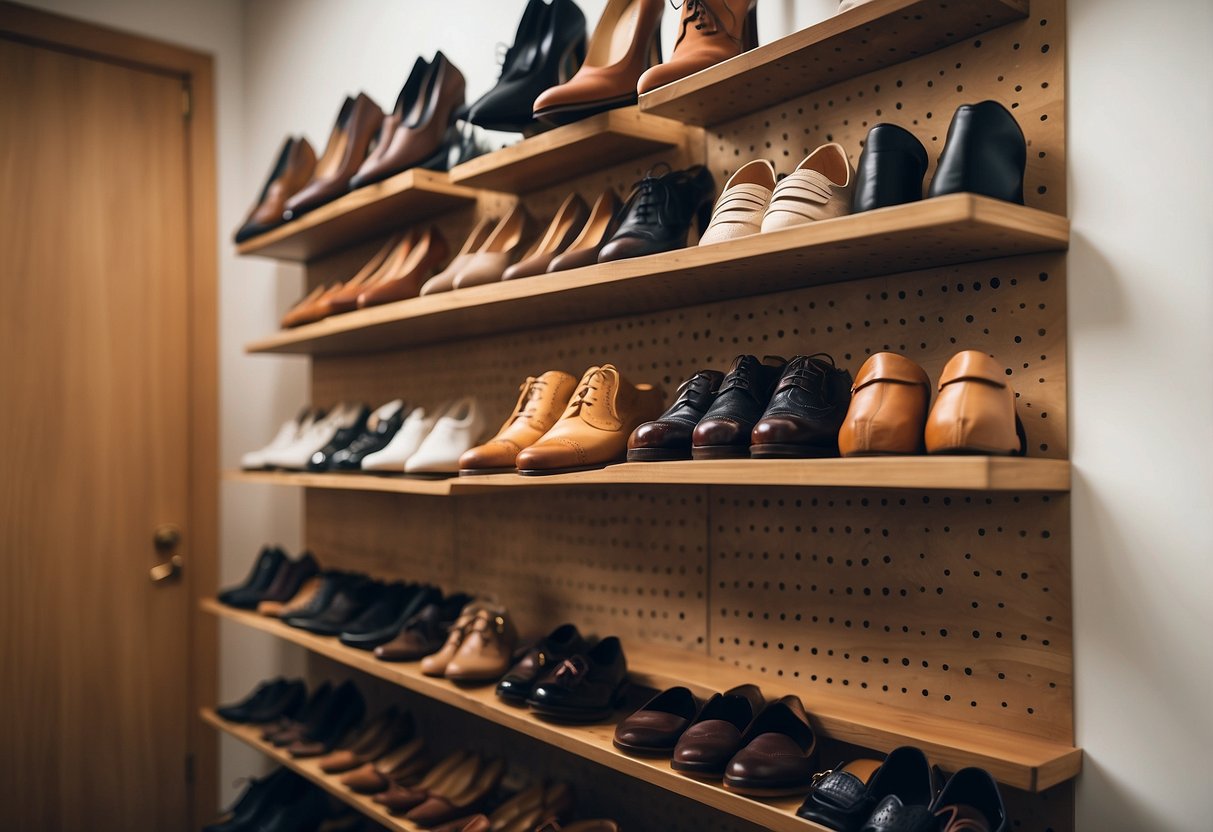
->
[[289, 3, 1073, 829]]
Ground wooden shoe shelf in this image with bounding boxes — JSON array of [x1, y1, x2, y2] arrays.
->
[[219, 1, 1079, 830], [226, 457, 1071, 495]]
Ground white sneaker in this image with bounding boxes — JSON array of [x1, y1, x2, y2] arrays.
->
[[361, 404, 439, 472], [241, 407, 318, 470], [264, 402, 359, 470], [405, 397, 486, 475]]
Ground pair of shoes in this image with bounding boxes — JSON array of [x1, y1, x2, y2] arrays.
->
[[254, 402, 369, 469], [700, 144, 854, 244], [349, 53, 466, 189], [218, 547, 319, 610], [511, 632, 629, 723], [337, 583, 443, 649], [853, 101, 1027, 213], [216, 677, 307, 724], [799, 748, 1008, 832], [203, 768, 337, 832], [370, 751, 506, 825], [433, 781, 573, 832], [233, 137, 316, 242], [255, 679, 366, 759], [241, 407, 326, 469], [629, 354, 853, 460], [466, 0, 588, 133], [316, 707, 415, 774], [419, 602, 519, 683], [533, 0, 759, 124], [374, 594, 477, 662], [839, 351, 1026, 457], [615, 686, 817, 795], [459, 365, 664, 476]]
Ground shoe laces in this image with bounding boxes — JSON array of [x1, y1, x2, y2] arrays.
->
[[564, 368, 609, 417], [674, 371, 716, 406], [510, 377, 548, 423], [671, 0, 740, 48], [781, 354, 837, 396], [624, 163, 675, 225]]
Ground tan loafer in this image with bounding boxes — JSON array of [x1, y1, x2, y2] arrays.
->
[[925, 351, 1026, 455], [838, 353, 931, 456]]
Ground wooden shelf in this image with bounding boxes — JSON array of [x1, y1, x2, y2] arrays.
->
[[245, 194, 1069, 356], [225, 457, 1071, 495], [200, 707, 413, 831], [638, 0, 1029, 126], [449, 107, 694, 192], [204, 600, 1081, 794], [235, 169, 480, 262]]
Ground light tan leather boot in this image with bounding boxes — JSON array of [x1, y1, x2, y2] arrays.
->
[[838, 353, 931, 456], [925, 350, 1025, 455], [516, 364, 665, 474], [637, 0, 757, 94], [460, 371, 580, 474]]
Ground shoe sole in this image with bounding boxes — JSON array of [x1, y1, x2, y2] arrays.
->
[[721, 778, 814, 797], [533, 93, 637, 126], [690, 446, 750, 460], [749, 444, 837, 459], [626, 448, 692, 462]]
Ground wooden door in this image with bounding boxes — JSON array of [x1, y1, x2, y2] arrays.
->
[[0, 35, 195, 831]]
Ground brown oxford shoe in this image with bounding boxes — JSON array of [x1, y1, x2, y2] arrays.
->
[[838, 352, 932, 456], [460, 371, 579, 474], [925, 351, 1025, 455], [515, 364, 664, 475]]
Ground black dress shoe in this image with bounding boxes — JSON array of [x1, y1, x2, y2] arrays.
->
[[799, 746, 933, 831], [218, 546, 286, 608], [467, 0, 587, 133], [852, 124, 928, 212], [257, 551, 319, 606], [330, 401, 406, 471], [308, 404, 371, 471], [627, 369, 725, 461], [929, 767, 1007, 832], [527, 636, 627, 722], [202, 767, 305, 832], [286, 577, 381, 636], [599, 165, 716, 262], [496, 622, 587, 703], [289, 680, 366, 757], [265, 682, 330, 746], [243, 679, 307, 724], [750, 354, 853, 458], [927, 100, 1026, 204], [252, 779, 330, 832], [338, 583, 437, 649], [691, 355, 786, 459], [216, 677, 288, 722]]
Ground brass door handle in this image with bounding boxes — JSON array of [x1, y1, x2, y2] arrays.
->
[[150, 524, 184, 583]]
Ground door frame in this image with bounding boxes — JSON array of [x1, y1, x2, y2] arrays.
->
[[0, 3, 219, 828]]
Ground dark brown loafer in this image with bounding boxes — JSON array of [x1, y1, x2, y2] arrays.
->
[[612, 686, 697, 756], [722, 695, 817, 796], [670, 684, 764, 777]]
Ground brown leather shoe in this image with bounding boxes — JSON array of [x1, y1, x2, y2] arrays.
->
[[281, 283, 342, 328], [503, 193, 589, 280], [357, 226, 450, 307], [761, 143, 855, 232], [613, 686, 698, 756], [421, 216, 497, 295], [451, 206, 536, 289], [351, 58, 427, 191], [318, 708, 413, 774], [258, 573, 321, 617], [925, 351, 1025, 455], [722, 695, 817, 796], [533, 0, 663, 124], [351, 53, 466, 188], [319, 232, 412, 317], [445, 607, 518, 682], [460, 371, 579, 474], [235, 136, 316, 242], [838, 352, 931, 456], [515, 364, 665, 475], [406, 758, 506, 826], [340, 736, 429, 793], [546, 188, 622, 273], [636, 0, 757, 94], [283, 93, 384, 219], [670, 683, 764, 777], [420, 603, 483, 676], [372, 751, 476, 812]]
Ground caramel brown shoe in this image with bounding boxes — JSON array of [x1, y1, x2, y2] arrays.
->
[[460, 371, 579, 475], [838, 352, 931, 456], [925, 351, 1025, 455]]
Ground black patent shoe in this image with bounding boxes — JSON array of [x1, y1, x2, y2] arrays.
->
[[599, 164, 717, 262], [852, 124, 928, 212], [308, 404, 371, 471], [527, 636, 628, 722], [218, 545, 286, 608], [338, 583, 435, 649], [467, 0, 587, 133], [927, 100, 1026, 204], [750, 354, 853, 458], [691, 355, 786, 459], [628, 369, 725, 461], [330, 400, 406, 470], [497, 622, 588, 703]]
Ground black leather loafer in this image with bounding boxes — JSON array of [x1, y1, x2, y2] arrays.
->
[[927, 100, 1026, 204], [852, 123, 928, 212]]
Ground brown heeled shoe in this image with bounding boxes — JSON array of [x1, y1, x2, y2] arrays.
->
[[340, 735, 429, 793], [546, 188, 622, 272], [502, 193, 590, 280], [406, 757, 506, 826], [420, 216, 496, 296], [450, 206, 536, 289], [316, 232, 413, 318], [356, 226, 450, 307], [318, 708, 413, 774], [234, 136, 316, 243], [281, 283, 342, 329], [370, 750, 474, 812], [283, 93, 384, 219], [533, 0, 664, 124], [637, 0, 758, 95]]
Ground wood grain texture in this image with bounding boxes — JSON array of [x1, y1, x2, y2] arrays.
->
[[449, 107, 696, 192], [247, 195, 1068, 355], [236, 169, 481, 261], [0, 35, 192, 831], [639, 0, 1028, 126], [202, 602, 1079, 793]]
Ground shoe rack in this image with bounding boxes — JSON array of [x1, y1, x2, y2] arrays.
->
[[216, 0, 1076, 829]]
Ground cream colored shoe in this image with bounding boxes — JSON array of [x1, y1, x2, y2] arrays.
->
[[761, 143, 854, 232], [699, 159, 776, 245]]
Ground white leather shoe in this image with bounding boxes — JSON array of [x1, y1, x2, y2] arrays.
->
[[404, 397, 486, 475], [264, 402, 359, 470], [241, 407, 318, 469], [360, 404, 438, 472]]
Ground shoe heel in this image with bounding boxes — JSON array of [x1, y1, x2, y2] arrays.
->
[[742, 2, 759, 52]]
